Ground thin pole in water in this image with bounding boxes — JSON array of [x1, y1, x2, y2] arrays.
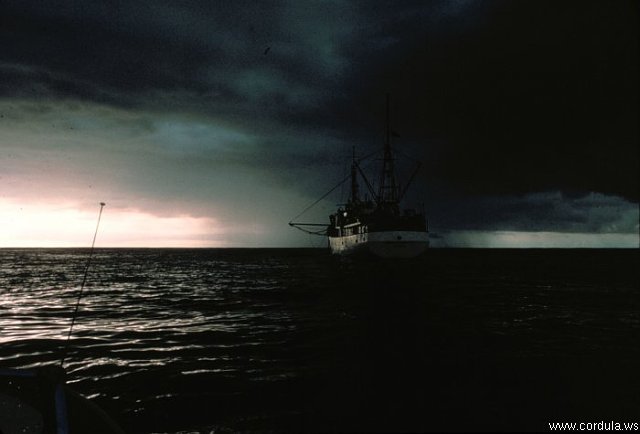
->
[[61, 202, 106, 368]]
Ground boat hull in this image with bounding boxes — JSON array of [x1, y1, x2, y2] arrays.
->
[[0, 367, 125, 434], [328, 230, 429, 258]]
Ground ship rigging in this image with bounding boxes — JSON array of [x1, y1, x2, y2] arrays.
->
[[290, 96, 429, 257]]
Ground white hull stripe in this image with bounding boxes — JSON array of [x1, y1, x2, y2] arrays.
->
[[328, 231, 429, 258]]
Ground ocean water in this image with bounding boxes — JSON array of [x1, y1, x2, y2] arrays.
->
[[0, 248, 638, 432]]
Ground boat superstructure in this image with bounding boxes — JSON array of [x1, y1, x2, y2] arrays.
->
[[291, 96, 429, 258]]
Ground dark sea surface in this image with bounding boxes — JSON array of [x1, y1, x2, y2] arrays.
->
[[0, 248, 638, 432]]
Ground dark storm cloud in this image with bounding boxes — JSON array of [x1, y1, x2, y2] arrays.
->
[[0, 1, 353, 114], [0, 1, 388, 187], [428, 191, 638, 233], [1, 0, 637, 241], [341, 1, 639, 202]]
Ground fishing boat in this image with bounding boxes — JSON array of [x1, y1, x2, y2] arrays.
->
[[290, 97, 429, 258]]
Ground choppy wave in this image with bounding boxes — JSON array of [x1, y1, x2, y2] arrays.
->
[[1, 248, 638, 432]]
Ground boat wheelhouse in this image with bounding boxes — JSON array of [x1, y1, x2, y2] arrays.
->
[[290, 96, 429, 258]]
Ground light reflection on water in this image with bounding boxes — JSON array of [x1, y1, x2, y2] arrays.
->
[[0, 246, 316, 429], [0, 248, 638, 432]]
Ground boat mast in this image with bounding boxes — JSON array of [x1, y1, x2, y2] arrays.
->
[[350, 146, 359, 203], [378, 94, 398, 210]]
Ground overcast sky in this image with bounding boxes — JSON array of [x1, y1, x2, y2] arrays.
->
[[0, 0, 637, 247]]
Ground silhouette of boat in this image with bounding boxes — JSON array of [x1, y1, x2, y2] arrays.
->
[[291, 96, 429, 257], [0, 366, 124, 434]]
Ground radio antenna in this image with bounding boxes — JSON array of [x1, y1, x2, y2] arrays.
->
[[61, 202, 106, 368]]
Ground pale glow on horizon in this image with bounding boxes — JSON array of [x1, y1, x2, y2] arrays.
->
[[0, 199, 226, 247], [434, 230, 639, 248], [1, 200, 638, 248]]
